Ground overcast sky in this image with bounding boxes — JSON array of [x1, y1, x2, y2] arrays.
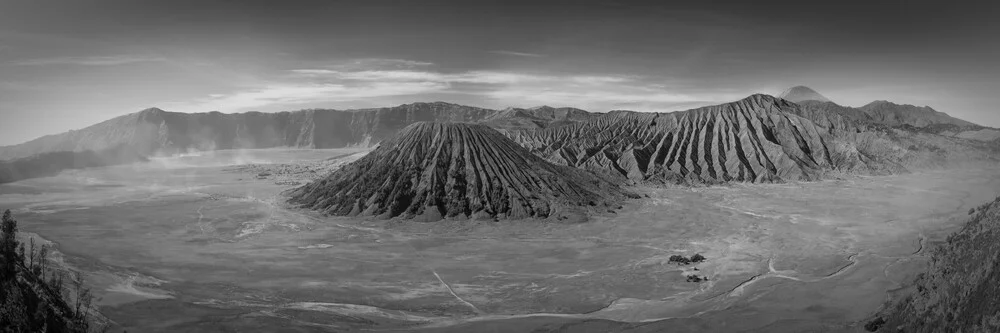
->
[[1, 0, 998, 145]]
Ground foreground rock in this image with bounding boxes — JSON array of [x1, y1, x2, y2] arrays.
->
[[868, 197, 1000, 332], [288, 122, 631, 221]]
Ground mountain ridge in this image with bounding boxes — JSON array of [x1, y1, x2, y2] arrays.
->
[[0, 102, 595, 160], [505, 94, 835, 183], [2, 91, 994, 187]]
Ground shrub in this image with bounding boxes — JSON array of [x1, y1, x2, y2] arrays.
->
[[864, 317, 885, 331], [668, 255, 691, 265], [686, 275, 705, 283], [1, 210, 100, 332]]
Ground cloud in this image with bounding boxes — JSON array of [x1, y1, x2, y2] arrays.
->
[[358, 58, 434, 67], [289, 69, 631, 85], [177, 59, 737, 113], [170, 81, 448, 112], [14, 55, 168, 66], [490, 50, 547, 58], [485, 87, 731, 111], [312, 58, 433, 71]]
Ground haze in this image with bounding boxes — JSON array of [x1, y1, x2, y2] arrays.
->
[[1, 0, 999, 146]]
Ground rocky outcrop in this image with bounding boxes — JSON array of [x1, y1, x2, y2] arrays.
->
[[505, 95, 834, 183], [778, 85, 831, 103], [868, 197, 1000, 332], [287, 122, 629, 221]]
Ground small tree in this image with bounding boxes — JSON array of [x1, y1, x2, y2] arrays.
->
[[691, 253, 706, 263], [1, 209, 20, 280]]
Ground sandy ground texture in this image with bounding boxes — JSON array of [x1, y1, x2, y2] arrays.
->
[[0, 148, 996, 332]]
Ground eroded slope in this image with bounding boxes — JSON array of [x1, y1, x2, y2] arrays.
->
[[288, 122, 629, 221], [506, 94, 834, 183]]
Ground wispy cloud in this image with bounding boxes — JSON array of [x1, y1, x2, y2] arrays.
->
[[322, 58, 434, 70], [289, 69, 633, 85], [485, 87, 729, 111], [291, 69, 553, 84], [490, 50, 547, 58], [169, 81, 448, 112], [15, 55, 167, 66], [174, 58, 736, 113]]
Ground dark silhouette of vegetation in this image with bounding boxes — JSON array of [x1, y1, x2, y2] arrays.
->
[[865, 317, 885, 331], [871, 196, 1000, 332], [685, 275, 707, 283], [1, 210, 102, 332], [669, 253, 706, 265], [668, 255, 690, 265]]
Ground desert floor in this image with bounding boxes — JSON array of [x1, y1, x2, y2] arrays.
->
[[1, 149, 997, 332]]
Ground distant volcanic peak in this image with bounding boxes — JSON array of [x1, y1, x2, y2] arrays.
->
[[396, 101, 476, 109], [135, 107, 169, 122], [289, 121, 625, 221], [859, 99, 975, 127], [861, 100, 932, 110], [779, 86, 831, 103], [861, 100, 895, 108]]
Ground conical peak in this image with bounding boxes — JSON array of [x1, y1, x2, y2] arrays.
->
[[779, 86, 831, 103]]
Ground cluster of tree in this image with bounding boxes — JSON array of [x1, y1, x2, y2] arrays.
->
[[1, 210, 102, 332], [668, 253, 706, 265], [685, 274, 707, 283], [867, 196, 1000, 332], [864, 317, 886, 332]]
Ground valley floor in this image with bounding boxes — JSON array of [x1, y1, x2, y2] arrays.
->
[[0, 149, 996, 332]]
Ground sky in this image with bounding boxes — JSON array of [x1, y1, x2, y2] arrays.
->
[[1, 0, 999, 145]]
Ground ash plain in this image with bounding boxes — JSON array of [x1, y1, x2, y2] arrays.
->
[[1, 148, 997, 332]]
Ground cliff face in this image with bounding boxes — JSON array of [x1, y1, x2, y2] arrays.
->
[[287, 122, 629, 221], [0, 102, 558, 160], [482, 106, 599, 129], [0, 145, 147, 184], [504, 95, 835, 183], [869, 197, 1000, 332]]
